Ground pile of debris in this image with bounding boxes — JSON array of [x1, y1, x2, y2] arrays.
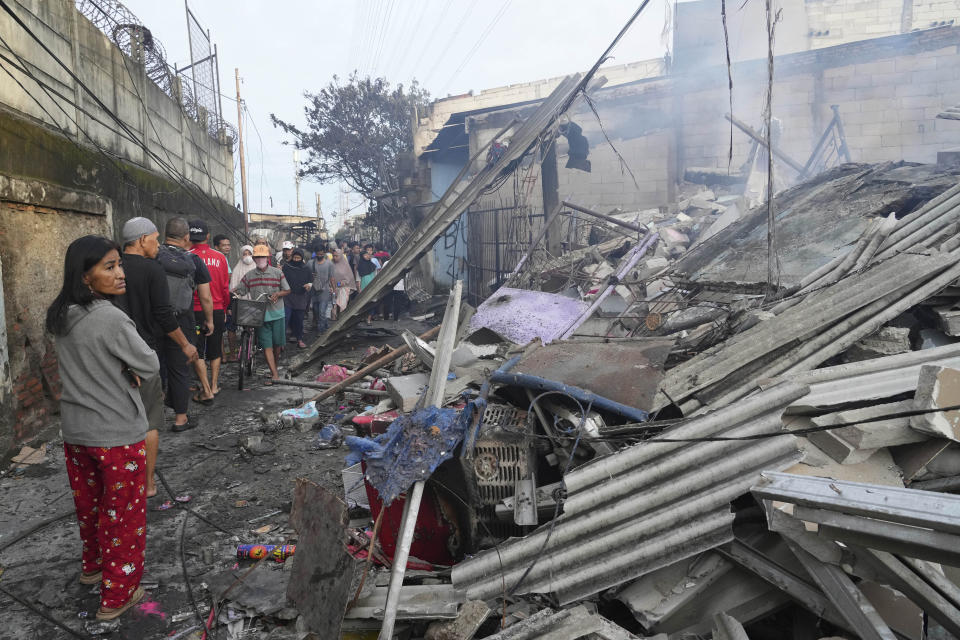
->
[[226, 158, 960, 640]]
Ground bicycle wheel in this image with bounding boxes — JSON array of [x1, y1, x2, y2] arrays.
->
[[238, 329, 249, 390], [245, 331, 255, 378]]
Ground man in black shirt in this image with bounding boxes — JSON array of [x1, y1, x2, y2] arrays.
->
[[118, 217, 199, 497], [162, 217, 215, 422]]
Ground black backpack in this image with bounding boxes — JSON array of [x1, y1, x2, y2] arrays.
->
[[157, 244, 197, 313]]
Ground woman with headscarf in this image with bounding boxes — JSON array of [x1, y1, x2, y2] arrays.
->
[[330, 249, 356, 322], [46, 235, 159, 621], [282, 248, 313, 348], [229, 245, 256, 297]]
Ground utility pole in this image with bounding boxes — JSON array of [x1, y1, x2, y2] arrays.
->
[[294, 150, 302, 216], [235, 68, 249, 237]]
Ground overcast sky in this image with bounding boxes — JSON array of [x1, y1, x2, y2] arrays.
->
[[124, 0, 671, 232]]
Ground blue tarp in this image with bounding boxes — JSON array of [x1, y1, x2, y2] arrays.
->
[[345, 400, 485, 505]]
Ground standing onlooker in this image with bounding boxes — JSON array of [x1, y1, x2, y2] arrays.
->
[[213, 235, 232, 273], [276, 240, 294, 268], [233, 245, 290, 382], [189, 220, 230, 398], [330, 249, 355, 322], [159, 218, 213, 425], [229, 244, 256, 295], [356, 245, 378, 325], [282, 248, 312, 348], [46, 235, 158, 620], [309, 250, 334, 333], [116, 217, 199, 497]]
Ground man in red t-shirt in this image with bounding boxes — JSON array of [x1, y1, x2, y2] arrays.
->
[[189, 219, 231, 397]]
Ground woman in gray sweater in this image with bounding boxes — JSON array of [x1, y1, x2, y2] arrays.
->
[[46, 235, 159, 621]]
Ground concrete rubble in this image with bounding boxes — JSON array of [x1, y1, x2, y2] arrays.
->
[[227, 154, 960, 639]]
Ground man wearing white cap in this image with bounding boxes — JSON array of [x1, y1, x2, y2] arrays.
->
[[275, 240, 294, 269], [116, 217, 199, 497]]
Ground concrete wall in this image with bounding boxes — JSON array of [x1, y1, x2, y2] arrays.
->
[[0, 175, 112, 457], [0, 0, 234, 203], [677, 27, 960, 174], [0, 0, 241, 458]]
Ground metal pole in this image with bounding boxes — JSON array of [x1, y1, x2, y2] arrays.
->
[[213, 43, 223, 126], [561, 200, 646, 234], [379, 282, 462, 640], [235, 68, 249, 237]]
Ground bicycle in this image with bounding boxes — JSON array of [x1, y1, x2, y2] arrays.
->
[[231, 293, 269, 391]]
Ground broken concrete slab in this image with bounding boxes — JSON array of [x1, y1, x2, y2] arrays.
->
[[385, 373, 430, 412], [911, 365, 960, 441], [844, 326, 912, 362], [424, 600, 491, 640]]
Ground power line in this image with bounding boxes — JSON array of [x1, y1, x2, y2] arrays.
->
[[369, 0, 397, 77], [243, 102, 269, 213], [363, 0, 387, 75], [0, 0, 245, 241], [439, 0, 513, 95], [388, 0, 431, 81], [422, 0, 480, 85], [407, 0, 454, 81]]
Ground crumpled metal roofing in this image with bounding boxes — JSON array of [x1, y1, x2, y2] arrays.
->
[[451, 382, 808, 604]]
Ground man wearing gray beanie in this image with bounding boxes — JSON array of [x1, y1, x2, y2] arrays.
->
[[114, 217, 199, 497]]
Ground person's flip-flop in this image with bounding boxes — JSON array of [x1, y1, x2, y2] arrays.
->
[[192, 394, 214, 405]]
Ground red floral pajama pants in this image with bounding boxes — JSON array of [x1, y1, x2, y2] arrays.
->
[[64, 441, 147, 609]]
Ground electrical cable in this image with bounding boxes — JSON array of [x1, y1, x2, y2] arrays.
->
[[439, 0, 514, 95], [407, 0, 454, 80], [422, 0, 480, 85], [0, 584, 89, 640]]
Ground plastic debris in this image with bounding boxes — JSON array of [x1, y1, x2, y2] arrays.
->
[[236, 544, 296, 562], [154, 500, 174, 511], [313, 424, 344, 449]]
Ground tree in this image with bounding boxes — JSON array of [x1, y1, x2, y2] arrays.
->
[[270, 74, 430, 200]]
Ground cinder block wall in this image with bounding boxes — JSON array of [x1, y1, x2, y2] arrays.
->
[[679, 27, 960, 176]]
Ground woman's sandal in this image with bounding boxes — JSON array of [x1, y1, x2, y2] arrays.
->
[[79, 570, 102, 585], [96, 585, 145, 621]]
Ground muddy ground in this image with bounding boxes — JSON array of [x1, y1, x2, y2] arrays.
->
[[0, 317, 432, 640]]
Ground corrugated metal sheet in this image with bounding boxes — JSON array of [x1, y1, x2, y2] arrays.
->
[[763, 342, 960, 411], [451, 382, 807, 604], [483, 605, 638, 640]]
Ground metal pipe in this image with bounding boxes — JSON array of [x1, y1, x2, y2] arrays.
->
[[558, 232, 659, 340], [568, 381, 808, 495], [309, 324, 441, 403], [269, 379, 390, 396], [560, 200, 647, 234], [379, 282, 461, 640], [490, 369, 650, 423]]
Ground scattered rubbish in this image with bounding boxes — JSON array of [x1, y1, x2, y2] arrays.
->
[[248, 509, 283, 524], [316, 364, 352, 383], [236, 544, 296, 562], [250, 523, 277, 535], [154, 500, 174, 511], [234, 500, 249, 508], [175, 495, 191, 503], [313, 424, 344, 449], [279, 400, 321, 430], [10, 443, 47, 468], [83, 620, 120, 635]]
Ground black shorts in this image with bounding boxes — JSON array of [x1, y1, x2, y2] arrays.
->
[[194, 309, 226, 361]]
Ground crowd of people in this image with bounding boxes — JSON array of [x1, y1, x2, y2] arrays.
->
[[45, 220, 404, 621]]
